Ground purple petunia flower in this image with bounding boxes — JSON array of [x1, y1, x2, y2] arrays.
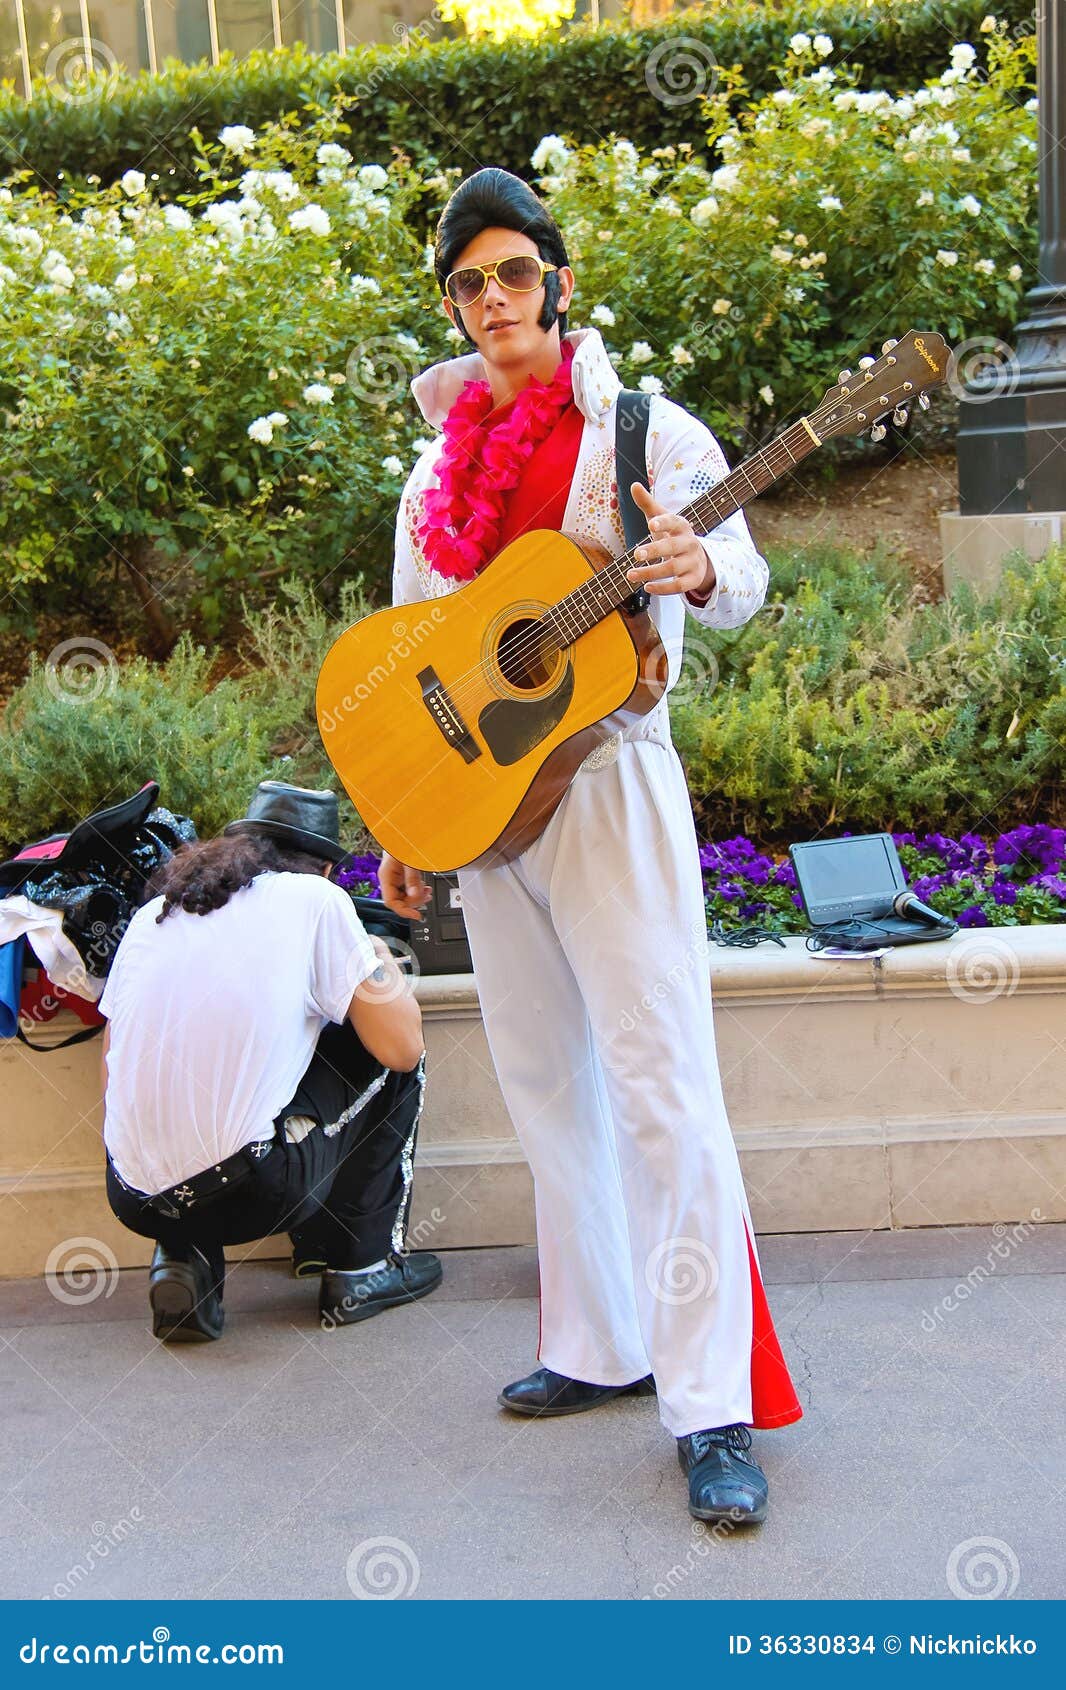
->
[[994, 825, 1066, 872], [959, 832, 990, 868], [957, 903, 991, 927], [913, 872, 950, 899], [715, 881, 746, 902], [742, 857, 775, 887], [992, 879, 1018, 905], [335, 853, 383, 899]]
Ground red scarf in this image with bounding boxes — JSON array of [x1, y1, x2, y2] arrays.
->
[[418, 340, 578, 582]]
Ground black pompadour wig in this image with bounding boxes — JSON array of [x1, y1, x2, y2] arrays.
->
[[434, 167, 570, 347]]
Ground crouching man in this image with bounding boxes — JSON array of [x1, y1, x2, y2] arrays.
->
[[99, 781, 441, 1342]]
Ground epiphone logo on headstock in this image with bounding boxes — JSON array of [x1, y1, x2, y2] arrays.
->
[[913, 336, 942, 374]]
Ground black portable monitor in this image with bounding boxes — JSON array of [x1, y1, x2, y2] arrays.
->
[[789, 833, 907, 928]]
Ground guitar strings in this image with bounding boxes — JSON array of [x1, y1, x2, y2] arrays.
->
[[397, 370, 910, 720], [411, 420, 822, 721]]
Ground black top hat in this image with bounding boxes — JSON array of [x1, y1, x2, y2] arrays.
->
[[223, 781, 347, 863]]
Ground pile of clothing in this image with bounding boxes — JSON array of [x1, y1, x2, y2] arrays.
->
[[0, 782, 196, 1049]]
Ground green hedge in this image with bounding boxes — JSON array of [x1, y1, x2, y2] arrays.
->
[[0, 1, 1035, 196], [671, 543, 1066, 841], [3, 545, 1064, 856]]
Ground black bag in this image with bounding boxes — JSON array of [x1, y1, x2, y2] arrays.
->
[[0, 782, 197, 1049]]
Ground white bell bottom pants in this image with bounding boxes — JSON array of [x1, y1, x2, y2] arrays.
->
[[456, 724, 776, 1439]]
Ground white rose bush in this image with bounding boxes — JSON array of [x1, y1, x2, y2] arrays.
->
[[531, 26, 1035, 445], [0, 25, 1037, 641], [0, 113, 454, 636]]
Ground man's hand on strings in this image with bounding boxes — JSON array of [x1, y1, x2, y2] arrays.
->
[[624, 481, 716, 599]]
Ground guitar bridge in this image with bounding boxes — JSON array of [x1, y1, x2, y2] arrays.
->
[[417, 666, 482, 765]]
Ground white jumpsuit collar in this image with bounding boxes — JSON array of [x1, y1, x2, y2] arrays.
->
[[410, 325, 622, 431]]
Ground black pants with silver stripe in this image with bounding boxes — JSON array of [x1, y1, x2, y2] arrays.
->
[[106, 1020, 426, 1285]]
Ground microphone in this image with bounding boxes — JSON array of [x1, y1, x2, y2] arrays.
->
[[892, 890, 956, 929]]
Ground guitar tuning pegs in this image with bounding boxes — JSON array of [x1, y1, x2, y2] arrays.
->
[[917, 391, 931, 410], [881, 338, 899, 354], [870, 421, 887, 442], [838, 369, 852, 382], [892, 406, 908, 426], [858, 355, 876, 369]]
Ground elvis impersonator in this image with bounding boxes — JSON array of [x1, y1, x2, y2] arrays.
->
[[380, 168, 803, 1525]]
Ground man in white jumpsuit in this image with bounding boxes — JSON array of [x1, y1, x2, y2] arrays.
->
[[381, 168, 802, 1525]]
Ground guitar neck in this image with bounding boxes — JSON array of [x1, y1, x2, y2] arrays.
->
[[541, 414, 823, 646]]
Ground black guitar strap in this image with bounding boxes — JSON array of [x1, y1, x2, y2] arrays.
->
[[615, 389, 651, 614]]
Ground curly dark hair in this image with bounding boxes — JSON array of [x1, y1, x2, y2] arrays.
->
[[434, 166, 570, 348], [144, 832, 332, 923]]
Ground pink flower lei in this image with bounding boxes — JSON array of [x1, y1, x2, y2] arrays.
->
[[418, 339, 576, 582]]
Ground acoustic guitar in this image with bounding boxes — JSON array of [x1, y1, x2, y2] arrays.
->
[[317, 329, 949, 872]]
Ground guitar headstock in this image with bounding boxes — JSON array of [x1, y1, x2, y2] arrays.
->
[[809, 330, 950, 441]]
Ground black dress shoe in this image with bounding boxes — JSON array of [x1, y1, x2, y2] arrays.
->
[[498, 1365, 656, 1417], [149, 1243, 224, 1343], [677, 1424, 768, 1524], [319, 1250, 442, 1327]]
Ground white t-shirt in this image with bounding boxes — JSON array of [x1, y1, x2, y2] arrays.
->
[[99, 872, 379, 1195]]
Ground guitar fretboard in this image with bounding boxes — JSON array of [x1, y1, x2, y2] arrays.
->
[[539, 416, 820, 650]]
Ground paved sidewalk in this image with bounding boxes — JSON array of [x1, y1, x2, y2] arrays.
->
[[1, 1225, 1063, 1601]]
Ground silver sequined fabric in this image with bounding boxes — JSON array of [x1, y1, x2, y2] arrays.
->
[[578, 732, 623, 773]]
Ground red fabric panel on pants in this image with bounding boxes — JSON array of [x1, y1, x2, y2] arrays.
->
[[495, 401, 585, 547], [745, 1216, 804, 1428]]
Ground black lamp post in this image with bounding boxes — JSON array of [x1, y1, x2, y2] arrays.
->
[[954, 1, 1066, 521]]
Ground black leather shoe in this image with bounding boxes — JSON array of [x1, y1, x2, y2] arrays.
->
[[319, 1250, 442, 1327], [498, 1365, 656, 1417], [149, 1243, 224, 1343], [677, 1424, 768, 1524]]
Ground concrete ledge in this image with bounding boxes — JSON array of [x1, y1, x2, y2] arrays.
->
[[3, 930, 1065, 1276], [941, 508, 1065, 594]]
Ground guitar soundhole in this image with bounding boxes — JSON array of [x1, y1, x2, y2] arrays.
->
[[497, 618, 557, 691]]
